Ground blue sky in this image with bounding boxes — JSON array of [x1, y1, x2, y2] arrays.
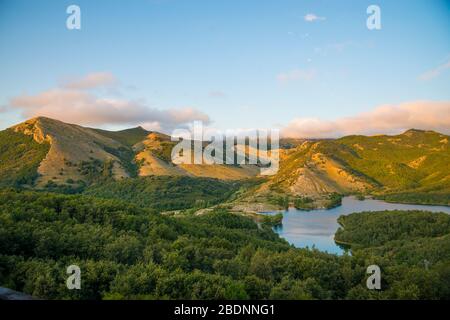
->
[[0, 0, 449, 136]]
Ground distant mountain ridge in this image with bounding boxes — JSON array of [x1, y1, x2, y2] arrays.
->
[[0, 117, 448, 207]]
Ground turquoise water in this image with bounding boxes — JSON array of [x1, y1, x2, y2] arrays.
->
[[265, 197, 450, 255]]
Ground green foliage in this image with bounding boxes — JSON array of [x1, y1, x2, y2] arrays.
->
[[151, 141, 176, 163], [261, 213, 283, 227], [335, 210, 450, 299], [100, 145, 139, 178], [294, 196, 314, 210], [0, 189, 285, 300], [269, 195, 289, 209], [324, 192, 342, 209], [336, 210, 450, 248], [1, 189, 448, 300], [94, 127, 149, 147], [43, 179, 86, 194], [333, 130, 450, 194], [0, 129, 49, 187], [355, 194, 365, 201], [74, 159, 114, 185], [377, 192, 450, 206], [84, 176, 240, 211]]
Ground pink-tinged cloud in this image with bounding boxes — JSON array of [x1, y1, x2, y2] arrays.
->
[[419, 60, 450, 81], [8, 73, 210, 132], [281, 101, 450, 138], [61, 72, 118, 89], [277, 69, 317, 83]]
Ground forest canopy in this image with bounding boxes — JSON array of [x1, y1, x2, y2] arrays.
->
[[1, 189, 449, 300]]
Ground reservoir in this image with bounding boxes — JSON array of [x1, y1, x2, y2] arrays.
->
[[265, 197, 450, 255]]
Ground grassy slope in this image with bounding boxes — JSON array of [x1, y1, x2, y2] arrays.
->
[[261, 129, 449, 206], [0, 129, 50, 187], [332, 130, 450, 204], [335, 130, 449, 189], [93, 127, 150, 147]]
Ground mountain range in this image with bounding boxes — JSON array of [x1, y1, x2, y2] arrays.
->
[[0, 116, 448, 209]]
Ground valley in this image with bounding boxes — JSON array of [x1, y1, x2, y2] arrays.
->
[[0, 117, 449, 300]]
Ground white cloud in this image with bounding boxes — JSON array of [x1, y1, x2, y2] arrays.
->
[[419, 60, 450, 81], [139, 121, 163, 131], [7, 72, 210, 132], [304, 13, 326, 22], [277, 69, 317, 83], [61, 72, 118, 89], [281, 101, 450, 138]]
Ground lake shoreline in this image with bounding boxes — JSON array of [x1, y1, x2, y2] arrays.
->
[[262, 196, 450, 255], [262, 195, 450, 214]]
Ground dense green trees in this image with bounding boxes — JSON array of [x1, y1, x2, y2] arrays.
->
[[293, 196, 314, 210], [335, 210, 450, 299], [1, 189, 449, 300], [84, 176, 240, 211], [324, 193, 343, 209], [335, 210, 450, 247], [377, 192, 450, 206], [261, 213, 283, 227]]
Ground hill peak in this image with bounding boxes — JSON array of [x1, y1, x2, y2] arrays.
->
[[401, 128, 441, 137], [11, 117, 80, 138], [403, 128, 426, 134], [119, 126, 149, 134], [28, 116, 54, 122], [23, 116, 70, 126]]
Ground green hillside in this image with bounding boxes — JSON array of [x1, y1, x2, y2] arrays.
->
[[334, 129, 449, 190], [94, 127, 150, 147], [254, 129, 450, 208], [0, 129, 49, 187], [84, 176, 240, 211]]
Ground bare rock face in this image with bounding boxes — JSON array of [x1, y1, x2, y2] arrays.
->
[[12, 117, 51, 144]]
